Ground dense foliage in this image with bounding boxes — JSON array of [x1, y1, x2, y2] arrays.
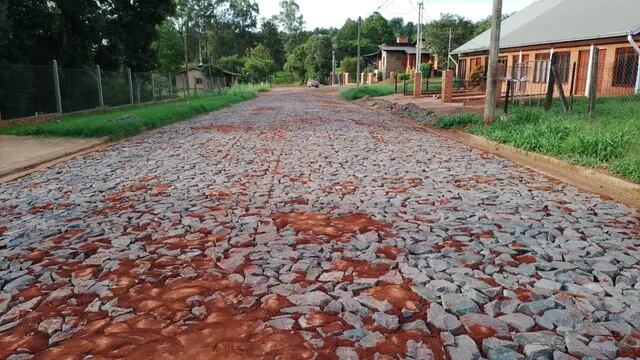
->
[[0, 0, 494, 83]]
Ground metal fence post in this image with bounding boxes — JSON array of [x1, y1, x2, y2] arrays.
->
[[169, 73, 174, 98], [96, 65, 104, 109], [52, 60, 62, 114], [151, 74, 156, 102], [127, 68, 134, 104]]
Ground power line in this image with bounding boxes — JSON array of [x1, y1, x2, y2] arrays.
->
[[377, 0, 394, 10]]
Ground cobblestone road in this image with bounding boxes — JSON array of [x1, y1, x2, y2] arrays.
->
[[1, 89, 640, 360]]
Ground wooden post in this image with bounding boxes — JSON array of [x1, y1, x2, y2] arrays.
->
[[544, 53, 557, 111], [96, 65, 104, 109], [551, 64, 569, 112], [569, 62, 577, 111], [503, 80, 512, 114], [127, 68, 134, 104], [588, 47, 599, 118]]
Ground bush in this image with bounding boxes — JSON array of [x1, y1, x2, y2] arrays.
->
[[436, 113, 482, 129], [420, 63, 433, 79]]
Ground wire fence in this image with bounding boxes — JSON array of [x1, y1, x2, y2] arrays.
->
[[453, 48, 639, 115], [0, 62, 236, 122]]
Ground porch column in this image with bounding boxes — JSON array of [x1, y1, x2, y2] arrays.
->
[[636, 61, 640, 94], [585, 44, 595, 96]]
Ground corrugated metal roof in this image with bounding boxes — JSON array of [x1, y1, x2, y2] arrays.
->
[[452, 0, 640, 55]]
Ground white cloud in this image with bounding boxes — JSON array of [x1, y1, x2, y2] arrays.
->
[[257, 0, 537, 30]]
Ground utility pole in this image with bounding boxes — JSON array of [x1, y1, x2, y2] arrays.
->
[[483, 0, 503, 124], [447, 28, 453, 70], [332, 39, 337, 86], [415, 1, 424, 72], [356, 16, 362, 86], [183, 24, 190, 96]]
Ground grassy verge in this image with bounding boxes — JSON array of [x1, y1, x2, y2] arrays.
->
[[444, 96, 640, 183], [339, 84, 396, 101], [0, 84, 268, 139]]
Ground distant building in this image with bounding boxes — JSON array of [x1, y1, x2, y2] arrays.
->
[[373, 36, 434, 80], [452, 0, 640, 96], [175, 66, 238, 92]]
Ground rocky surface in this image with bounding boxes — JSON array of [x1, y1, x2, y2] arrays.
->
[[0, 89, 639, 359]]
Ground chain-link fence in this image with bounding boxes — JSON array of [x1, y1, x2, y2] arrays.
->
[[0, 62, 238, 122], [0, 64, 57, 120]]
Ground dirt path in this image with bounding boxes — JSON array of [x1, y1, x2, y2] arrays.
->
[[1, 89, 639, 359]]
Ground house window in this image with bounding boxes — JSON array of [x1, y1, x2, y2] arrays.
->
[[459, 59, 467, 79], [613, 47, 639, 87], [534, 53, 550, 83], [555, 52, 571, 83], [195, 77, 203, 85]]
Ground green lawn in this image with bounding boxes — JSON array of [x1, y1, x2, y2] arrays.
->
[[0, 84, 268, 139], [436, 95, 640, 183]]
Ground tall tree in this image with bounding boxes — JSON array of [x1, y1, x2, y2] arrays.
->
[[389, 17, 405, 39], [152, 21, 185, 73], [244, 43, 276, 82], [276, 0, 305, 54], [95, 0, 176, 71], [362, 12, 394, 46], [260, 19, 285, 69], [424, 13, 476, 69]]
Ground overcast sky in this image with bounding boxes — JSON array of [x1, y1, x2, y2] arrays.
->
[[258, 0, 537, 30]]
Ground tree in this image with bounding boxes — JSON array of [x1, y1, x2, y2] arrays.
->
[[244, 44, 276, 82], [304, 35, 332, 80], [424, 13, 477, 70], [276, 0, 305, 54], [218, 54, 245, 74], [97, 0, 176, 71], [362, 12, 394, 46], [152, 21, 185, 74], [389, 17, 405, 39], [260, 19, 285, 69], [474, 13, 512, 36], [284, 43, 307, 81], [339, 57, 364, 74]]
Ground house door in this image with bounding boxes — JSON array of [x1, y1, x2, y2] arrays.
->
[[575, 50, 590, 94], [575, 48, 607, 95]]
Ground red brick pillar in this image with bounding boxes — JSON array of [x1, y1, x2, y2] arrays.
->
[[441, 70, 454, 103], [413, 71, 422, 98]]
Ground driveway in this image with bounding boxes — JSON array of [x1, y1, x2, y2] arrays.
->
[[1, 89, 639, 359]]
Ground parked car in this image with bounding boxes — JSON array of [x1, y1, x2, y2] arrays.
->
[[307, 79, 320, 88]]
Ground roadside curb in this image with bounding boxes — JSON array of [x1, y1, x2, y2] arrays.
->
[[0, 140, 112, 184], [401, 117, 640, 210]]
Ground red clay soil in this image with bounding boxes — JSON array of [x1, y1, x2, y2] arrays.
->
[[273, 212, 390, 238]]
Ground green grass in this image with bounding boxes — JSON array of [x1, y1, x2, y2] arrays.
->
[[436, 113, 482, 129], [468, 95, 640, 182], [339, 84, 396, 100], [0, 84, 268, 139]]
